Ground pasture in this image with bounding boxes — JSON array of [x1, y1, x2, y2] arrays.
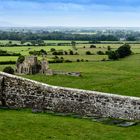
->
[[1, 41, 140, 62], [0, 41, 140, 97], [23, 54, 140, 97], [0, 109, 140, 140], [0, 53, 140, 97], [0, 40, 140, 139]]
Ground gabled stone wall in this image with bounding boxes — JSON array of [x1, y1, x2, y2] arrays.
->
[[0, 72, 140, 120]]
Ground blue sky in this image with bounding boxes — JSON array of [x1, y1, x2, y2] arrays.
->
[[0, 0, 140, 27]]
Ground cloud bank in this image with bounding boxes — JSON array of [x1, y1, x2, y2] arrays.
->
[[0, 0, 140, 27]]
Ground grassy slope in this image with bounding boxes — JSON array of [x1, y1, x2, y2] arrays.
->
[[0, 43, 140, 62], [23, 54, 140, 97], [0, 42, 140, 139], [0, 54, 140, 97], [0, 109, 140, 140]]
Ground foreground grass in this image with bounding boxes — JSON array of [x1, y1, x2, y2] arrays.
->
[[0, 109, 139, 140]]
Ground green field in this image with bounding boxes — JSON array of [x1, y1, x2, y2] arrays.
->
[[21, 54, 140, 97], [0, 53, 140, 97], [0, 41, 140, 139], [0, 109, 139, 140], [1, 42, 140, 62], [0, 45, 108, 62], [0, 41, 140, 97]]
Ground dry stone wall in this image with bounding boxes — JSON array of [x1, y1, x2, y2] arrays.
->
[[0, 72, 140, 120]]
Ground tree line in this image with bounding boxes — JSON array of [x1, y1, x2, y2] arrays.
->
[[0, 31, 119, 41]]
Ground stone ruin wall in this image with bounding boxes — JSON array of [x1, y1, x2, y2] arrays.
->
[[0, 72, 140, 120]]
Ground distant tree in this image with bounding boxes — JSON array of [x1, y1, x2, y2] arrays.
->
[[64, 51, 68, 55], [108, 44, 132, 60], [97, 51, 104, 55], [108, 51, 119, 60], [86, 51, 92, 55], [74, 52, 79, 55], [17, 55, 25, 64], [54, 55, 59, 59], [3, 66, 14, 74], [9, 41, 12, 44], [107, 46, 111, 51], [21, 40, 26, 44], [69, 50, 74, 55], [77, 59, 80, 62], [50, 48, 56, 52], [71, 41, 77, 50], [90, 45, 96, 48], [40, 49, 47, 55], [126, 36, 136, 41], [116, 44, 132, 58], [52, 51, 58, 55]]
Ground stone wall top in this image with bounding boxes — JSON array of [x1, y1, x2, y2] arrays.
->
[[0, 71, 140, 101]]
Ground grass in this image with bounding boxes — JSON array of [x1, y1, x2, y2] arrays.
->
[[0, 54, 140, 97], [77, 43, 140, 53], [0, 46, 72, 55], [0, 56, 18, 61], [0, 42, 140, 62], [22, 54, 140, 97], [47, 55, 108, 61], [0, 41, 140, 139], [0, 41, 140, 97], [0, 109, 140, 140]]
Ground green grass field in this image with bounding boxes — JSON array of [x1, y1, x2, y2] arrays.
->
[[0, 45, 108, 62], [20, 54, 140, 97], [0, 109, 140, 140], [0, 41, 140, 97], [0, 53, 140, 97], [1, 42, 140, 62], [0, 41, 140, 139]]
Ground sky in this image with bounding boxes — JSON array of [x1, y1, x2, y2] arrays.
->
[[0, 0, 140, 27]]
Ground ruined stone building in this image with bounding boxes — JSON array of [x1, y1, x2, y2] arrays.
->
[[16, 56, 52, 75]]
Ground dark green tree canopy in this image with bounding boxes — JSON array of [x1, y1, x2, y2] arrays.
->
[[3, 66, 14, 74], [17, 55, 25, 64], [117, 44, 132, 58]]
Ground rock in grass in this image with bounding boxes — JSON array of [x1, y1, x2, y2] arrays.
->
[[117, 122, 137, 127], [32, 108, 43, 113]]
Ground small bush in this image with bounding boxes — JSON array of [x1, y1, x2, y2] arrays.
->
[[77, 59, 80, 62], [97, 51, 105, 55], [52, 51, 63, 55], [101, 58, 106, 61], [108, 51, 119, 60], [50, 48, 56, 52], [90, 45, 96, 48], [3, 66, 14, 74], [74, 52, 79, 55], [65, 60, 72, 63], [69, 50, 74, 55], [52, 51, 58, 55], [107, 46, 111, 51], [86, 51, 92, 55], [64, 51, 68, 55]]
